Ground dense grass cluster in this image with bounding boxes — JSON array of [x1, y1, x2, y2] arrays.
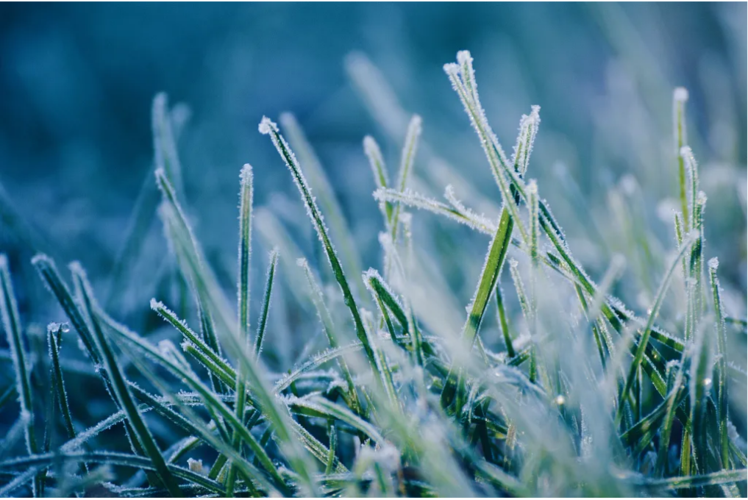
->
[[0, 51, 745, 497]]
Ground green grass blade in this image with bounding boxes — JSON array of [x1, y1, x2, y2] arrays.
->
[[259, 116, 380, 379], [287, 396, 385, 446], [102, 311, 288, 493], [155, 168, 229, 353], [47, 323, 76, 440], [227, 163, 253, 496], [635, 469, 746, 491], [441, 208, 513, 407], [495, 285, 515, 358], [363, 135, 393, 226], [709, 258, 730, 468], [280, 112, 365, 299], [0, 452, 225, 495], [298, 257, 360, 411], [443, 53, 527, 243], [389, 115, 422, 241], [253, 248, 279, 358], [152, 93, 184, 195], [673, 88, 689, 226]]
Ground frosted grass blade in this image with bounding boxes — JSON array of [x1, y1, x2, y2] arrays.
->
[[298, 258, 360, 411], [0, 452, 224, 495], [364, 135, 393, 225], [673, 88, 689, 225], [389, 115, 422, 241], [227, 163, 253, 496], [102, 312, 289, 493], [253, 248, 279, 357], [260, 117, 380, 377], [708, 258, 729, 467], [155, 168, 229, 353], [280, 113, 365, 298], [47, 323, 76, 440], [441, 208, 513, 407]]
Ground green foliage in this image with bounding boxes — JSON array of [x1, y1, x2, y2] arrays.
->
[[0, 51, 745, 498]]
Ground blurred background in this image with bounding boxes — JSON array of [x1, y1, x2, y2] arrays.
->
[[0, 3, 745, 420]]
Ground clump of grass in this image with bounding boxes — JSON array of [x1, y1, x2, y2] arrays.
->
[[0, 50, 745, 498]]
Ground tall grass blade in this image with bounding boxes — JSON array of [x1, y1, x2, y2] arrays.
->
[[364, 135, 393, 226], [673, 88, 689, 224], [280, 113, 365, 298], [259, 116, 380, 378], [47, 323, 76, 440], [254, 248, 279, 357], [389, 115, 422, 241], [298, 258, 360, 411], [441, 208, 513, 407], [227, 163, 254, 496]]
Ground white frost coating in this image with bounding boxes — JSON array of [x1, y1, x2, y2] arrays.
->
[[444, 185, 495, 231], [696, 190, 707, 206], [708, 257, 719, 270], [374, 187, 495, 235], [362, 268, 405, 314], [363, 135, 389, 189], [514, 106, 541, 176], [674, 87, 689, 103], [397, 115, 422, 189]]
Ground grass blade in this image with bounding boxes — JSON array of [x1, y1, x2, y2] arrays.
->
[[254, 248, 279, 358], [709, 258, 730, 468], [227, 163, 254, 496], [47, 323, 76, 440], [673, 88, 689, 225], [389, 115, 422, 241], [280, 113, 365, 298], [298, 257, 361, 412], [259, 116, 380, 379], [364, 135, 393, 226], [441, 208, 513, 407]]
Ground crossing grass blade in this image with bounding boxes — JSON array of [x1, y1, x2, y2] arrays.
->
[[69, 263, 183, 497], [101, 311, 289, 493], [260, 116, 381, 379], [616, 232, 697, 425], [298, 258, 360, 411]]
